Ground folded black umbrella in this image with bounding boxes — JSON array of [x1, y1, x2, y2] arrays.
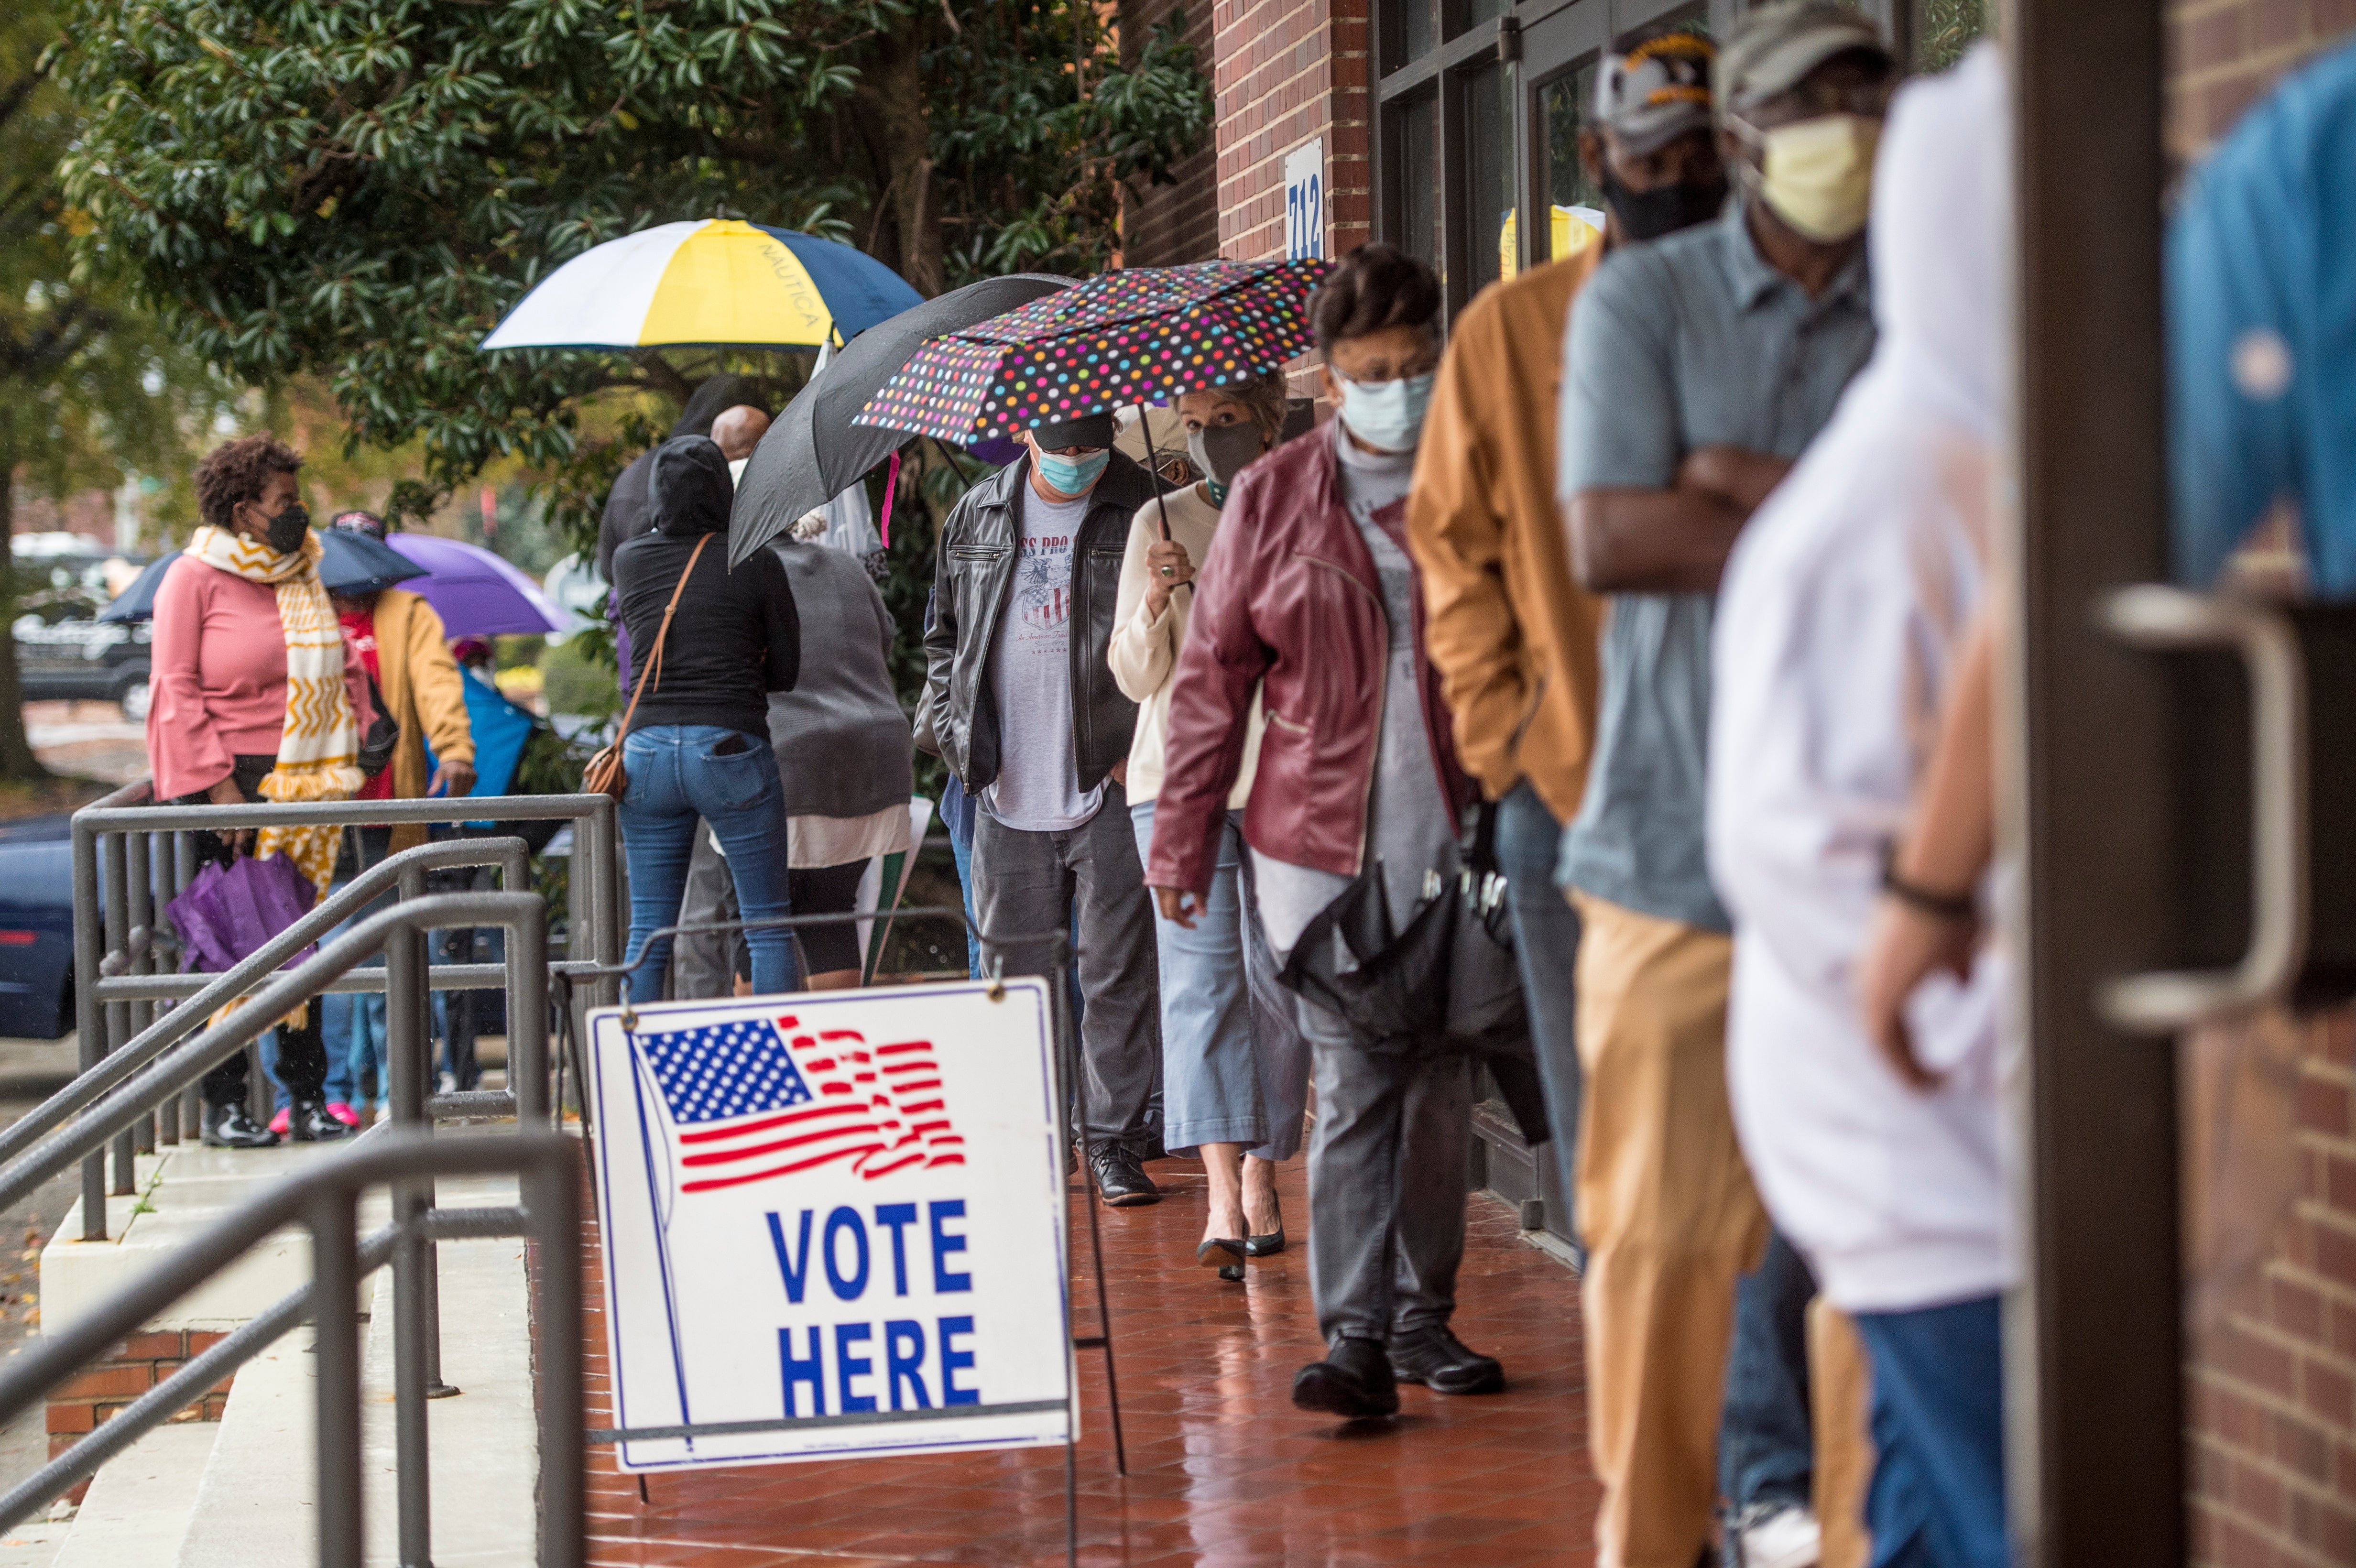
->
[[100, 532, 426, 622], [727, 273, 1075, 567]]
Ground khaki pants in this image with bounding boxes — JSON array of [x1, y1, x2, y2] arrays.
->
[[1572, 893, 1769, 1568]]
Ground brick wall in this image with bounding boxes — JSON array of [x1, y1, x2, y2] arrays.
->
[[1211, 0, 1371, 262], [1121, 0, 1223, 266], [47, 1328, 232, 1498], [2171, 0, 2356, 152]]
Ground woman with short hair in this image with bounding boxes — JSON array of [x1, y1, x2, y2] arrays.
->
[[1111, 371, 1310, 1283], [149, 435, 368, 1148], [1148, 245, 1516, 1417]]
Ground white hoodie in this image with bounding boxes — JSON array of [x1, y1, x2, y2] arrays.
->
[[1707, 44, 2017, 1315]]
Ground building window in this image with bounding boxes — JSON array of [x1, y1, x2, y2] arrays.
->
[[1464, 62, 1516, 294], [1535, 59, 1602, 263], [1398, 95, 1444, 272]]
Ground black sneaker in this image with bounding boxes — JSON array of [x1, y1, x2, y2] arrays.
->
[[1085, 1141, 1160, 1206], [288, 1100, 355, 1143], [202, 1100, 279, 1150], [1292, 1336, 1400, 1418], [1388, 1325, 1505, 1394]]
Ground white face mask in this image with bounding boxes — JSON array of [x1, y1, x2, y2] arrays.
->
[[1334, 372, 1436, 453], [1734, 112, 1881, 242]]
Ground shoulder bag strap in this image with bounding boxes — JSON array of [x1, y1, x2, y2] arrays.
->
[[610, 532, 711, 740]]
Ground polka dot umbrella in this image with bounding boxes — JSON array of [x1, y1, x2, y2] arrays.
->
[[852, 259, 1330, 444]]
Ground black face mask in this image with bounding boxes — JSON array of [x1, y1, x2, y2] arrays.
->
[[1186, 422, 1266, 504], [257, 501, 311, 556], [1601, 169, 1729, 243]]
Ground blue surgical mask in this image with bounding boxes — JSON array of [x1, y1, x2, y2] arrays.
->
[[1034, 448, 1111, 495], [1335, 372, 1437, 453]]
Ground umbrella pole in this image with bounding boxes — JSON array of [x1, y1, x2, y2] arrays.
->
[[1136, 403, 1175, 544]]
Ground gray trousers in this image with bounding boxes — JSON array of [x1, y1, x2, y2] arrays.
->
[[972, 785, 1161, 1145], [1304, 1027, 1473, 1346], [1495, 780, 1584, 1235]]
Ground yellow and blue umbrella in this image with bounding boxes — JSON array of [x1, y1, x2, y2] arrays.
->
[[480, 219, 923, 351]]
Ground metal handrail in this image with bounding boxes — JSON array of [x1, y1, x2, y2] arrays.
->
[[0, 893, 550, 1220], [70, 779, 621, 1234], [0, 1130, 585, 1568], [0, 837, 527, 1177]]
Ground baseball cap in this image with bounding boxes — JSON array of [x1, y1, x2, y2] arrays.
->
[[1715, 0, 1892, 118], [1594, 26, 1717, 155], [1030, 413, 1116, 450]]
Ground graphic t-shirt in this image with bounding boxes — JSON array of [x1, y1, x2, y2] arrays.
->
[[340, 606, 394, 801], [981, 483, 1104, 832]]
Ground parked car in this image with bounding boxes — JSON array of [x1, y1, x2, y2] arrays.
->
[[0, 816, 76, 1039], [14, 586, 151, 719]]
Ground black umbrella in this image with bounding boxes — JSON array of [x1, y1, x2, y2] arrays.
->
[[100, 532, 426, 622], [727, 273, 1076, 567]]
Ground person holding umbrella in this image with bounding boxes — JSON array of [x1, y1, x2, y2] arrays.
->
[[924, 414, 1165, 1208], [1111, 370, 1309, 1276], [1148, 245, 1516, 1416], [148, 435, 368, 1148]]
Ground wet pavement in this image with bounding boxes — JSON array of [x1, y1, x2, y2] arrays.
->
[[581, 1152, 1601, 1567]]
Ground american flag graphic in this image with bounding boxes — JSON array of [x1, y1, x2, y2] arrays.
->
[[635, 1013, 965, 1195]]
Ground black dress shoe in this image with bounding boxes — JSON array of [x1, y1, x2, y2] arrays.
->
[[1243, 1226, 1287, 1257], [202, 1101, 279, 1150], [1388, 1326, 1505, 1395], [1293, 1336, 1399, 1418], [1086, 1141, 1160, 1206], [288, 1100, 356, 1143]]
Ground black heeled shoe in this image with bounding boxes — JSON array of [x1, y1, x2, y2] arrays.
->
[[1244, 1194, 1286, 1256], [1196, 1238, 1246, 1283]]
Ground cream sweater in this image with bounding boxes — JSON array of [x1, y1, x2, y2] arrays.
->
[[1107, 485, 1264, 806]]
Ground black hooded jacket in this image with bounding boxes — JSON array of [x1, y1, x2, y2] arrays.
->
[[595, 373, 758, 581], [611, 436, 798, 738]]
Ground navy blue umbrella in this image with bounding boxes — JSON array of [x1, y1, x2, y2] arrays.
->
[[101, 532, 426, 622]]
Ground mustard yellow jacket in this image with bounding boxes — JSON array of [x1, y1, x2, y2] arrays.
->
[[371, 589, 473, 851], [1406, 245, 1606, 825]]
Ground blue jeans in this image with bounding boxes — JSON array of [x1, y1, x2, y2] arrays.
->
[[1853, 1296, 2008, 1568], [620, 725, 798, 1002], [1128, 801, 1309, 1160], [1494, 781, 1584, 1243], [1721, 1229, 1820, 1515], [941, 774, 982, 980], [274, 890, 390, 1112]]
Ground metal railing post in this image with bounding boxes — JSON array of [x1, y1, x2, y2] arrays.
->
[[383, 906, 441, 1566], [309, 1189, 365, 1568], [125, 832, 154, 1156], [525, 1148, 586, 1567], [70, 811, 107, 1240], [100, 831, 134, 1196]]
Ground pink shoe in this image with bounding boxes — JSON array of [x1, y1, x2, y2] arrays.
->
[[325, 1101, 362, 1129], [268, 1106, 290, 1137]]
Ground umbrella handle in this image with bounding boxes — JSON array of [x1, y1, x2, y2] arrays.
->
[[1138, 402, 1175, 544], [880, 449, 901, 551]]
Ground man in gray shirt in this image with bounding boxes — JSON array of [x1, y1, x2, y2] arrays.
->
[[924, 413, 1165, 1207], [1553, 5, 1892, 1566]]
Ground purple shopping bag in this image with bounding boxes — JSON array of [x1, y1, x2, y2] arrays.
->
[[166, 852, 320, 974]]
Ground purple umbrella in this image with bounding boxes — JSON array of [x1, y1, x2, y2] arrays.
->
[[167, 854, 320, 974], [384, 534, 583, 637]]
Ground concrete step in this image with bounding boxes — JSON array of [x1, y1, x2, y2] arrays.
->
[[173, 1173, 533, 1568], [42, 1143, 387, 1338], [51, 1423, 216, 1568]]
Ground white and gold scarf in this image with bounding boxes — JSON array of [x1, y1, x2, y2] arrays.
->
[[187, 523, 361, 893]]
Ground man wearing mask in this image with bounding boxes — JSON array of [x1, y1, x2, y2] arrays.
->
[[925, 415, 1165, 1207], [1407, 20, 1724, 1267], [1554, 4, 1893, 1565]]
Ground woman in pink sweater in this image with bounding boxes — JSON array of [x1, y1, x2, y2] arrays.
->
[[148, 436, 367, 1150]]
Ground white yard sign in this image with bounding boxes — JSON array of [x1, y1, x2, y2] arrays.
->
[[588, 979, 1072, 1473], [1285, 138, 1325, 261]]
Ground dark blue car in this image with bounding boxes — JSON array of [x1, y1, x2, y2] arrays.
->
[[0, 816, 77, 1039]]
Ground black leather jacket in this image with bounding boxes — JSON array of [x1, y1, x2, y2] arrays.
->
[[922, 450, 1152, 793]]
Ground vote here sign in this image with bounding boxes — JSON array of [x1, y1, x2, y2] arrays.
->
[[587, 979, 1072, 1472]]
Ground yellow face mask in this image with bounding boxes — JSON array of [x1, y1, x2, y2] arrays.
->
[[1744, 112, 1881, 242]]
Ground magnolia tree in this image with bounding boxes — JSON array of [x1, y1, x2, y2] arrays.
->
[[51, 0, 1211, 550]]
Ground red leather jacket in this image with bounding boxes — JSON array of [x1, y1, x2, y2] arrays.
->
[[1147, 425, 1471, 896]]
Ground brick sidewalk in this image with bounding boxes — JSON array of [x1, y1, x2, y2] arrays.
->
[[579, 1151, 1600, 1567]]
